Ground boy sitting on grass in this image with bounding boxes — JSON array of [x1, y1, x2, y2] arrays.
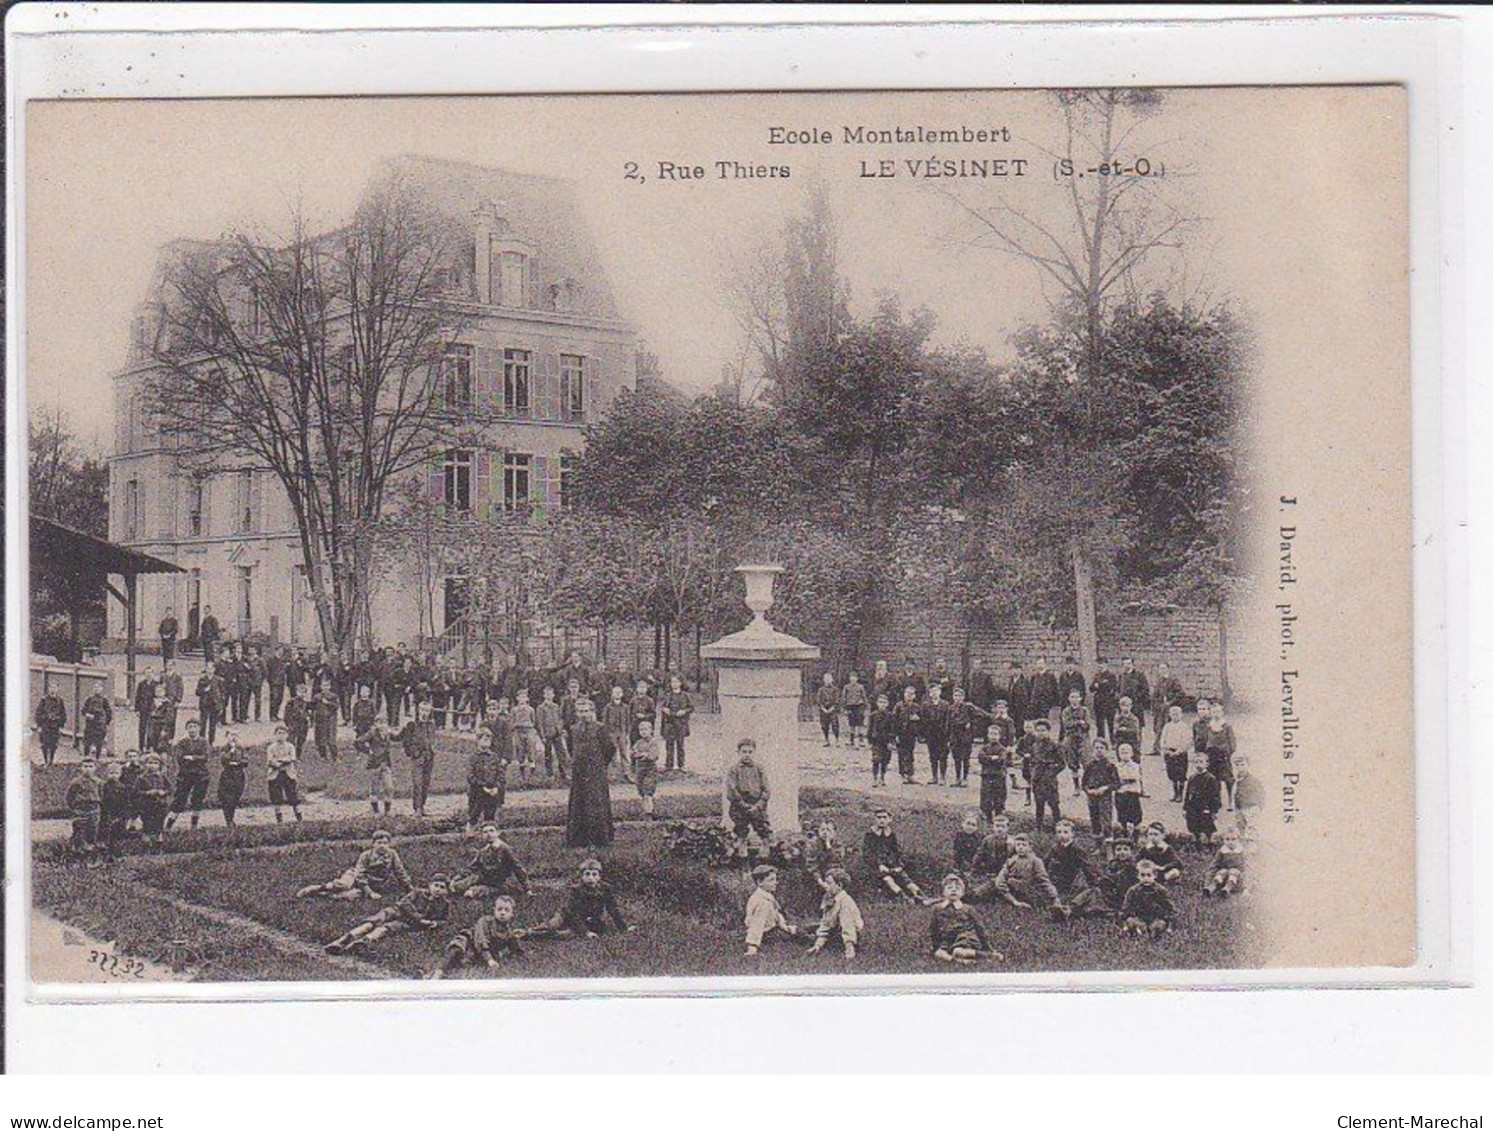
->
[[929, 873, 1000, 965], [1121, 859, 1176, 938], [325, 874, 452, 954], [993, 832, 1067, 920], [1097, 837, 1140, 914], [804, 820, 847, 881], [1204, 828, 1248, 897], [862, 808, 923, 903], [953, 811, 983, 876], [966, 813, 1014, 903], [530, 858, 633, 939], [1137, 822, 1184, 882], [743, 865, 799, 956], [451, 823, 532, 900], [298, 829, 413, 902], [431, 894, 525, 978], [807, 868, 863, 961], [1045, 819, 1105, 917]]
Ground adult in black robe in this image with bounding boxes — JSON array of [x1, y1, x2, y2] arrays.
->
[[566, 698, 618, 847]]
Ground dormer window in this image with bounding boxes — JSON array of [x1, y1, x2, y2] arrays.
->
[[498, 250, 528, 308]]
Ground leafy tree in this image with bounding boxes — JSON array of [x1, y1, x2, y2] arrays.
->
[[29, 408, 110, 652]]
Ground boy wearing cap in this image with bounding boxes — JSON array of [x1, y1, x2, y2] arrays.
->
[[743, 865, 799, 956], [325, 875, 453, 953], [929, 873, 998, 964], [808, 868, 863, 960], [298, 830, 414, 901], [530, 859, 631, 939], [164, 719, 212, 830], [265, 724, 304, 823], [725, 740, 771, 863], [433, 894, 525, 977], [862, 808, 923, 902]]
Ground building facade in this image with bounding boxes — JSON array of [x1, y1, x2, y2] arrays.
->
[[107, 157, 637, 652]]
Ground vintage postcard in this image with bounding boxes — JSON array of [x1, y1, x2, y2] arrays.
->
[[19, 85, 1412, 994]]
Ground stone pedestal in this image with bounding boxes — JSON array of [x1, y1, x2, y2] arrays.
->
[[701, 565, 820, 836]]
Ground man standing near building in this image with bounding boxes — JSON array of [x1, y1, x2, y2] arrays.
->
[[266, 645, 287, 721], [134, 667, 160, 754], [160, 661, 184, 745], [195, 663, 222, 745], [199, 604, 221, 663], [1118, 657, 1151, 737], [1090, 659, 1120, 743], [158, 607, 179, 664]]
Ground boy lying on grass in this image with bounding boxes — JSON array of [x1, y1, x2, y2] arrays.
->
[[296, 830, 413, 902], [324, 875, 452, 954]]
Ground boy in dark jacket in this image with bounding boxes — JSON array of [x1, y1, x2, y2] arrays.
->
[[1121, 859, 1176, 937], [65, 758, 103, 860], [466, 730, 507, 830], [99, 760, 131, 857], [451, 824, 532, 900], [977, 724, 1009, 821], [1027, 721, 1065, 832], [863, 808, 923, 902], [867, 693, 894, 787], [325, 876, 452, 953], [532, 859, 631, 938], [165, 719, 211, 830], [929, 874, 998, 964], [1137, 822, 1184, 882], [1182, 753, 1224, 848], [34, 690, 67, 767], [433, 894, 525, 977]]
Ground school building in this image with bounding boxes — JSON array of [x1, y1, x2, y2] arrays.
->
[[105, 156, 638, 654]]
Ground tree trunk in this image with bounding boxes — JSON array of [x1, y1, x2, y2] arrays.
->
[[1072, 543, 1099, 682]]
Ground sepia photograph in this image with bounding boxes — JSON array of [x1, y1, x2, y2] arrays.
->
[[20, 85, 1413, 991]]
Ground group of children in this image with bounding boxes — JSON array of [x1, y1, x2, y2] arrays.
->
[[59, 720, 285, 859], [743, 805, 1252, 963], [297, 822, 634, 976]]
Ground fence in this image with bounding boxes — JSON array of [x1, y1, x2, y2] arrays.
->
[[28, 657, 117, 742]]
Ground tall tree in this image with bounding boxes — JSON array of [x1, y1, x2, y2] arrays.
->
[[144, 176, 468, 654], [945, 88, 1200, 674]]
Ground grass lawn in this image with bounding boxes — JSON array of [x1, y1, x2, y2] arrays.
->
[[34, 789, 1252, 984]]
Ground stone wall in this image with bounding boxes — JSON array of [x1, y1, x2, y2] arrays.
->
[[860, 602, 1253, 703]]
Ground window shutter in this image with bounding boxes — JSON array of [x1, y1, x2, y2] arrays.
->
[[475, 347, 496, 410], [544, 455, 562, 511], [427, 455, 444, 508], [587, 355, 603, 417], [475, 449, 492, 521], [531, 454, 549, 524], [538, 351, 560, 421], [200, 476, 212, 536]]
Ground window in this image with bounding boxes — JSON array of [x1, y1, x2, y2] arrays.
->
[[444, 449, 474, 512], [503, 349, 531, 415], [559, 453, 577, 510], [560, 354, 586, 420], [503, 453, 532, 512], [125, 480, 141, 540], [442, 345, 473, 410], [187, 477, 205, 536], [499, 251, 528, 308], [235, 470, 254, 533]]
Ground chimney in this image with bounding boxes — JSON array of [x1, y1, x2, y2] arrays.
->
[[473, 204, 497, 303]]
